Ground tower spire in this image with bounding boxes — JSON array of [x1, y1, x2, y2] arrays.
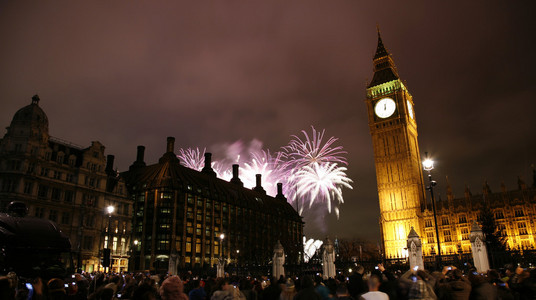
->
[[368, 27, 399, 88], [374, 25, 389, 60]]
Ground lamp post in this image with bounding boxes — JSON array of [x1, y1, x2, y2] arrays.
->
[[217, 233, 225, 277], [236, 249, 240, 276], [423, 153, 441, 268], [105, 205, 114, 272], [220, 233, 225, 260], [129, 239, 139, 272]]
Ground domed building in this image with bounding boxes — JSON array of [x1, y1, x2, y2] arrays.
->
[[0, 95, 132, 273]]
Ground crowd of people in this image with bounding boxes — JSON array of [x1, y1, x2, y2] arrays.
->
[[1, 263, 536, 300]]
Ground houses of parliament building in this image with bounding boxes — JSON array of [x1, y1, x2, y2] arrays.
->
[[365, 31, 536, 258]]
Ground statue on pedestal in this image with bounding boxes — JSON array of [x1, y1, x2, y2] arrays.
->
[[272, 240, 285, 280], [322, 238, 336, 279]]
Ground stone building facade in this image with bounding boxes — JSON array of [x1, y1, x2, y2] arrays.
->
[[123, 137, 303, 272], [419, 181, 536, 257], [0, 95, 132, 272]]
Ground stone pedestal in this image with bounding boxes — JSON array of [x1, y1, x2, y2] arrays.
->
[[407, 227, 424, 271], [272, 240, 285, 280], [470, 221, 490, 273], [322, 237, 336, 279]]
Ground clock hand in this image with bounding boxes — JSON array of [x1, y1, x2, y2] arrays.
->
[[384, 103, 386, 111]]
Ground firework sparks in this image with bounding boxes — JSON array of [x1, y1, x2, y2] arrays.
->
[[303, 237, 323, 263], [241, 150, 286, 195], [176, 126, 353, 219], [295, 162, 353, 218], [177, 147, 206, 171], [283, 126, 348, 170]]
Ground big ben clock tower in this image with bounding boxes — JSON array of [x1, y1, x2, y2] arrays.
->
[[365, 30, 426, 258]]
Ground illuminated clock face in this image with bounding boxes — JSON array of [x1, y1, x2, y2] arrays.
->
[[374, 98, 396, 118], [407, 100, 414, 119]]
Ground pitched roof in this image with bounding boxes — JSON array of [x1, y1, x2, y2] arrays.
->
[[123, 151, 301, 221], [368, 32, 400, 88]]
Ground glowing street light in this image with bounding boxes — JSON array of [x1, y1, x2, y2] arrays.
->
[[220, 233, 225, 260], [423, 152, 441, 268], [104, 205, 115, 273], [423, 158, 434, 172]]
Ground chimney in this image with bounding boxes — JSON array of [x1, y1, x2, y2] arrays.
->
[[136, 146, 145, 163], [129, 145, 146, 170], [201, 152, 216, 176], [230, 164, 243, 186], [253, 174, 266, 194], [276, 182, 286, 201], [105, 155, 115, 174], [32, 94, 40, 105], [166, 137, 175, 153]]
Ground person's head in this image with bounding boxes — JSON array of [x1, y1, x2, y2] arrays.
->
[[216, 278, 232, 291], [367, 275, 381, 291], [356, 265, 365, 274], [110, 275, 121, 284], [314, 275, 323, 286], [159, 276, 184, 300], [505, 264, 515, 275], [240, 279, 253, 291], [132, 283, 156, 300], [100, 288, 115, 300], [335, 284, 350, 297], [431, 271, 445, 283], [300, 275, 314, 289], [530, 269, 536, 279], [284, 278, 295, 293], [451, 269, 463, 281], [191, 279, 201, 288], [47, 278, 66, 294], [487, 269, 500, 282]]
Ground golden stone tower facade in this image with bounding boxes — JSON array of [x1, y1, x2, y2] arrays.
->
[[365, 32, 426, 258]]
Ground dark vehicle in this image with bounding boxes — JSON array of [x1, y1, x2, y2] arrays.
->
[[0, 201, 74, 279]]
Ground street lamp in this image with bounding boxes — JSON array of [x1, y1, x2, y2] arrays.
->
[[220, 233, 225, 259], [423, 153, 441, 268], [236, 249, 240, 276], [104, 205, 114, 272]]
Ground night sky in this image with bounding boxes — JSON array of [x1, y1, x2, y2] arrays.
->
[[1, 1, 535, 242]]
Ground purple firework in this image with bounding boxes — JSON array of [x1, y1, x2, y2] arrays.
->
[[175, 126, 353, 219], [283, 126, 348, 170]]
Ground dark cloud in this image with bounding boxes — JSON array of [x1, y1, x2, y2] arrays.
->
[[1, 1, 535, 241]]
